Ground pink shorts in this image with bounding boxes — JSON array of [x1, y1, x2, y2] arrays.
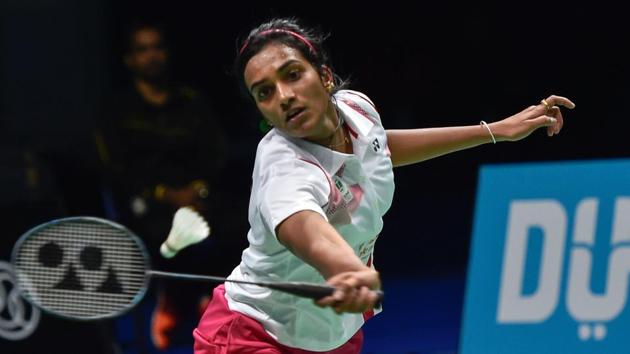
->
[[193, 285, 363, 354]]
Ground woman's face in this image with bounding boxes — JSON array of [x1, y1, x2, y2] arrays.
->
[[243, 42, 336, 142]]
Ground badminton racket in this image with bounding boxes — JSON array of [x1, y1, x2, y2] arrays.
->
[[11, 216, 383, 320]]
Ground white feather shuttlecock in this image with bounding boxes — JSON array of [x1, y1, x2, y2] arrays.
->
[[160, 207, 210, 258]]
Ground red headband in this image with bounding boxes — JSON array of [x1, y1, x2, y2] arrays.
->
[[239, 29, 317, 55]]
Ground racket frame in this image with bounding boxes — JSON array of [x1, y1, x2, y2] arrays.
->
[[11, 216, 383, 321], [11, 216, 153, 321]]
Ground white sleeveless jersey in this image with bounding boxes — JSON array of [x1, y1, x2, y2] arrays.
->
[[225, 90, 395, 351]]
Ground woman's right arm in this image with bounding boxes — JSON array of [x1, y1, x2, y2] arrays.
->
[[276, 210, 381, 313]]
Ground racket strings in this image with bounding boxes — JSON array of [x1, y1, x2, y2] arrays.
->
[[14, 220, 148, 319]]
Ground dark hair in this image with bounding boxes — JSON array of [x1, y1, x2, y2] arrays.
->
[[234, 18, 348, 100]]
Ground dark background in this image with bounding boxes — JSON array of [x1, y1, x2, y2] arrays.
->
[[1, 0, 628, 352]]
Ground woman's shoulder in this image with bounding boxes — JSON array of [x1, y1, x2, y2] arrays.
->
[[334, 90, 378, 111], [254, 130, 312, 169], [252, 131, 329, 191], [257, 130, 297, 155], [334, 90, 381, 126]]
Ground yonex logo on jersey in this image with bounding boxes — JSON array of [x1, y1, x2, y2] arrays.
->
[[372, 138, 380, 152]]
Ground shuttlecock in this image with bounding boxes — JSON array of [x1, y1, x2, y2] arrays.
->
[[160, 207, 210, 258]]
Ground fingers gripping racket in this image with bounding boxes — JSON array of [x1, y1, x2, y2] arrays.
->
[[11, 217, 383, 320]]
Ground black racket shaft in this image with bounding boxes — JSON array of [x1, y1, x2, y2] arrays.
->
[[12, 217, 384, 321], [148, 270, 384, 305]]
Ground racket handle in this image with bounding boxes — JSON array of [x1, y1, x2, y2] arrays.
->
[[265, 282, 384, 307]]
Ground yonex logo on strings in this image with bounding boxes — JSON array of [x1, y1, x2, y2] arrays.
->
[[372, 138, 380, 152], [497, 197, 630, 341], [38, 241, 124, 293]]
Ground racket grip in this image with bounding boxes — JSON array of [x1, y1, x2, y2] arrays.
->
[[266, 282, 384, 307]]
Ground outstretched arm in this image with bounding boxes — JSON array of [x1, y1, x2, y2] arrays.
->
[[386, 95, 575, 167], [276, 210, 380, 313]]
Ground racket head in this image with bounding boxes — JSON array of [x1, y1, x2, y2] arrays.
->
[[11, 217, 151, 321]]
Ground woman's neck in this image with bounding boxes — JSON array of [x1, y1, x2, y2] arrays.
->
[[315, 102, 352, 153]]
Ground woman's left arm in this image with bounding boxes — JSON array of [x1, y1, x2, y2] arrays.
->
[[386, 95, 575, 167]]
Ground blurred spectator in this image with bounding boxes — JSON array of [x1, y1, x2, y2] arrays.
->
[[95, 22, 227, 351], [0, 117, 117, 354]]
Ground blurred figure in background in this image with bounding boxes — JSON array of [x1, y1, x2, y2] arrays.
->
[[0, 118, 117, 353], [95, 22, 227, 351]]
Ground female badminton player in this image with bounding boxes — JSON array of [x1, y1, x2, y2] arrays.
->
[[193, 17, 575, 353]]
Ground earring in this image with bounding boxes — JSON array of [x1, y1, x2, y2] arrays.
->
[[325, 81, 334, 93]]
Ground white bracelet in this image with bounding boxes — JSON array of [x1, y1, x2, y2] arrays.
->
[[480, 120, 496, 144]]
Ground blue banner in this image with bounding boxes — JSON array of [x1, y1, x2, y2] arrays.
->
[[461, 159, 630, 354]]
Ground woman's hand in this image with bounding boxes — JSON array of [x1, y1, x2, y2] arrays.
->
[[315, 268, 381, 314], [490, 95, 575, 142]]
